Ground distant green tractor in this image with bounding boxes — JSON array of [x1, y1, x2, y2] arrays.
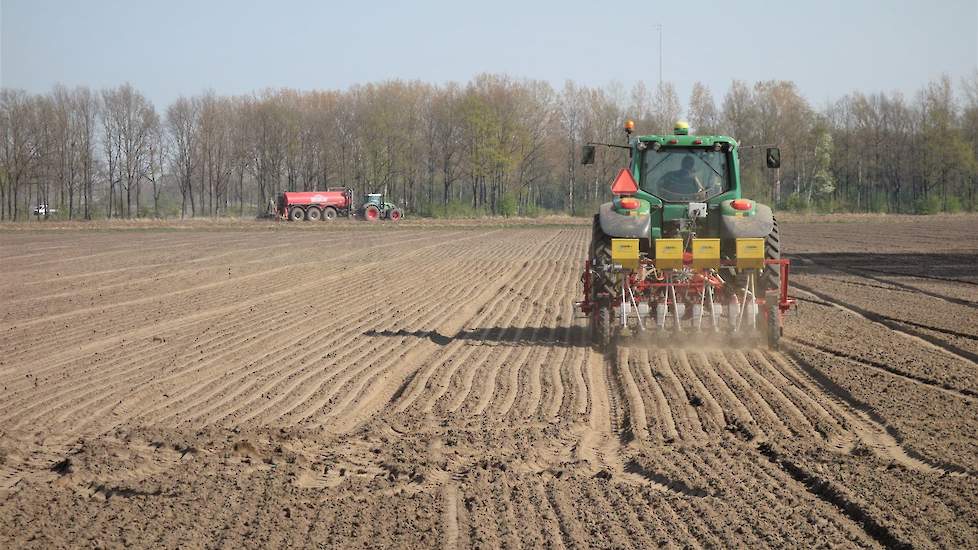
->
[[577, 120, 794, 350], [359, 193, 403, 221]]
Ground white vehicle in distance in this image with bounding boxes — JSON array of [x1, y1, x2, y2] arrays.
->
[[33, 203, 58, 216]]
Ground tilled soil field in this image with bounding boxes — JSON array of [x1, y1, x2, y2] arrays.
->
[[0, 215, 976, 548]]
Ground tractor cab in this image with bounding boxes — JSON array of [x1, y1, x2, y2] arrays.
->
[[635, 122, 735, 205], [582, 121, 779, 241]]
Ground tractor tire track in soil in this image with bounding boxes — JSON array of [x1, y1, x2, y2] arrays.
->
[[787, 337, 978, 400], [756, 441, 911, 550], [2, 215, 977, 548], [793, 281, 978, 367]]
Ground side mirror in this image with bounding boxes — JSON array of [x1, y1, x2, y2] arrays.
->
[[766, 147, 781, 169], [581, 145, 595, 165]]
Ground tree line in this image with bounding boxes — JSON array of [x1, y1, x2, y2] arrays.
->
[[2, 71, 976, 221]]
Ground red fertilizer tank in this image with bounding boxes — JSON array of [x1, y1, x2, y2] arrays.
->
[[277, 187, 353, 221]]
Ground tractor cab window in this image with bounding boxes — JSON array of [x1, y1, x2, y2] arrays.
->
[[640, 148, 729, 202]]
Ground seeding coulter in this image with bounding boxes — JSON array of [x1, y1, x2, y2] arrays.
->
[[577, 121, 795, 350]]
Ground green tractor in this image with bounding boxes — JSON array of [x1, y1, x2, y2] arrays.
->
[[359, 193, 403, 221], [577, 120, 794, 350]]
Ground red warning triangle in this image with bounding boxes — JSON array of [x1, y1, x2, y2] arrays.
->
[[610, 168, 638, 195]]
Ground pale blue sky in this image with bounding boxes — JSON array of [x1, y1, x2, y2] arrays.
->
[[2, 0, 976, 109]]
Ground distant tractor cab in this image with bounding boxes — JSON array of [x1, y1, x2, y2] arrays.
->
[[359, 193, 403, 221], [577, 120, 794, 350]]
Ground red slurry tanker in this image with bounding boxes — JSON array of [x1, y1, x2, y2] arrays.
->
[[275, 187, 354, 221]]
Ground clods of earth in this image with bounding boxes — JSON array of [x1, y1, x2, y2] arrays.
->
[[1, 215, 976, 548]]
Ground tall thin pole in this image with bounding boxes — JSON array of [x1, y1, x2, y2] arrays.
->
[[657, 24, 663, 89]]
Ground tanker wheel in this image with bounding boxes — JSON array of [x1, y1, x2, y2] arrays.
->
[[305, 207, 322, 221], [288, 207, 305, 222], [764, 217, 782, 292], [764, 291, 782, 350], [363, 205, 380, 221], [322, 207, 337, 220], [388, 208, 403, 221]]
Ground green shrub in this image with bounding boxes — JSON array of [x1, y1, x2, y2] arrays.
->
[[815, 199, 833, 213], [499, 193, 518, 217], [783, 193, 810, 212], [867, 193, 888, 213], [429, 201, 486, 219], [574, 199, 605, 217], [524, 204, 559, 218], [945, 196, 964, 213], [913, 195, 942, 215], [522, 202, 542, 217]]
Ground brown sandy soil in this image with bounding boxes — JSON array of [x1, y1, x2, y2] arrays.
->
[[0, 215, 590, 233], [1, 215, 976, 548]]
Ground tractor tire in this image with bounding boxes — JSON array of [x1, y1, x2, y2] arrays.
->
[[305, 207, 322, 221], [589, 216, 616, 351], [322, 207, 337, 220], [288, 207, 305, 222], [726, 217, 781, 295], [593, 303, 613, 351], [388, 208, 403, 221], [589, 215, 616, 300], [764, 217, 782, 292], [363, 205, 380, 221], [765, 291, 782, 350]]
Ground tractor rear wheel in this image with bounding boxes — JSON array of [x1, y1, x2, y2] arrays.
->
[[288, 207, 305, 222], [765, 291, 782, 350], [764, 218, 781, 292], [305, 207, 322, 221], [592, 303, 613, 351], [322, 207, 337, 220], [725, 217, 781, 296], [363, 205, 380, 221], [389, 208, 403, 221], [589, 215, 616, 300], [589, 216, 616, 351]]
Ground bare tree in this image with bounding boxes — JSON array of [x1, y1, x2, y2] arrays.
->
[[721, 80, 758, 144], [100, 88, 121, 217], [166, 96, 200, 217], [5, 73, 977, 219], [688, 82, 720, 135], [432, 84, 463, 206], [558, 81, 588, 215], [199, 93, 236, 215], [74, 87, 99, 219], [146, 118, 167, 217], [0, 90, 43, 220], [651, 82, 682, 133], [51, 85, 77, 218], [247, 93, 287, 210], [961, 69, 978, 208]]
